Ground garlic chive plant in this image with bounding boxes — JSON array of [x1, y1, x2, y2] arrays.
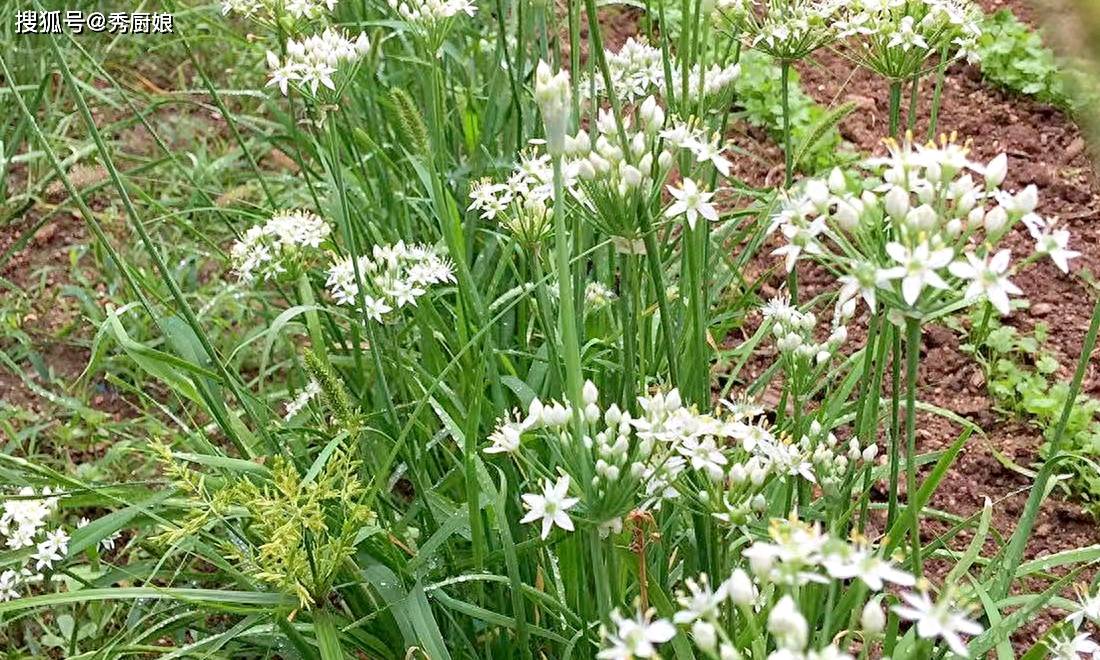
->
[[717, 0, 841, 185], [836, 0, 982, 135]]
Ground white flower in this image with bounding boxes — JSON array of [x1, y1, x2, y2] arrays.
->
[[598, 609, 676, 659], [485, 416, 526, 454], [1067, 592, 1100, 629], [678, 436, 728, 481], [821, 548, 915, 591], [892, 591, 983, 657], [1034, 228, 1080, 274], [100, 529, 123, 552], [1049, 633, 1100, 660], [0, 570, 20, 601], [520, 475, 579, 539], [879, 241, 954, 306], [362, 295, 394, 322], [666, 178, 718, 229], [674, 575, 727, 624], [33, 528, 69, 571], [947, 249, 1022, 315]]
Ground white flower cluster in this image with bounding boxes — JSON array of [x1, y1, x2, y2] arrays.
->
[[575, 103, 731, 235], [326, 242, 455, 321], [717, 0, 843, 60], [769, 135, 1079, 316], [600, 517, 983, 658], [838, 0, 982, 79], [474, 91, 730, 242], [565, 100, 673, 198], [580, 38, 741, 105], [486, 384, 831, 541], [386, 0, 476, 26], [762, 295, 849, 365], [222, 0, 338, 20], [0, 488, 68, 602], [265, 28, 370, 95], [231, 210, 331, 283], [468, 151, 583, 224]]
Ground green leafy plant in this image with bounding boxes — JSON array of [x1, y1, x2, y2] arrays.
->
[[973, 9, 1100, 112], [733, 49, 853, 174], [958, 311, 1100, 512]]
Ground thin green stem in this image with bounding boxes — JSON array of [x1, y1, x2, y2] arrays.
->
[[552, 156, 584, 415], [781, 60, 794, 188], [927, 43, 951, 141], [904, 317, 922, 578], [887, 331, 902, 527], [888, 81, 903, 138]]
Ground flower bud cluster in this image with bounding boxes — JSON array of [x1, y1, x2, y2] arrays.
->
[[564, 99, 672, 194], [580, 37, 741, 106], [762, 296, 848, 366], [837, 0, 982, 80], [801, 420, 877, 494], [222, 0, 338, 21], [265, 28, 370, 96], [386, 0, 476, 25], [326, 242, 455, 321], [231, 210, 332, 283], [717, 0, 842, 61], [769, 134, 1079, 316]]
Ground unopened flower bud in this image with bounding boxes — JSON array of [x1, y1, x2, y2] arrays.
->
[[885, 186, 910, 220], [805, 179, 830, 210], [834, 200, 859, 231], [692, 620, 718, 652], [582, 380, 599, 405], [727, 568, 756, 605], [828, 167, 847, 194], [985, 153, 1007, 188], [984, 205, 1007, 233], [861, 599, 886, 635], [1015, 184, 1039, 214], [620, 164, 643, 188]]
